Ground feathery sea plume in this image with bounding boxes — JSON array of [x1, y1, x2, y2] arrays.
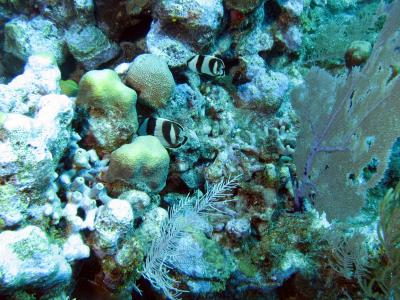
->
[[141, 176, 240, 300]]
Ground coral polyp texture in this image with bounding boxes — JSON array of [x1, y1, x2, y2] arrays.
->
[[0, 0, 399, 299], [125, 53, 175, 110]]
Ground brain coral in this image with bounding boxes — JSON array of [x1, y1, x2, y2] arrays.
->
[[125, 54, 175, 110], [106, 136, 170, 193]]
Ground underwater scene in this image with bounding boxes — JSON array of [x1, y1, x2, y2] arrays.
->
[[0, 0, 399, 299]]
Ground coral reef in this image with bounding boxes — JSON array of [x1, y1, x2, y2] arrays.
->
[[0, 0, 398, 299]]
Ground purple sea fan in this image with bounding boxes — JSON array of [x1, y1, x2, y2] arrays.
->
[[291, 0, 400, 220]]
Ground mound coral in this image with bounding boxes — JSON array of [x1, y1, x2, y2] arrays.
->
[[106, 136, 170, 193], [125, 54, 175, 110], [77, 69, 138, 154]]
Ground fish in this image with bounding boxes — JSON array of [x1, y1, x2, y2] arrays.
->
[[138, 117, 188, 149], [187, 55, 225, 77]]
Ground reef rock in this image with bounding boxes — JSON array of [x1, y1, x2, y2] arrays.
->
[[95, 0, 151, 40], [65, 24, 120, 70], [276, 0, 304, 16], [237, 55, 289, 112], [0, 55, 74, 226], [0, 226, 71, 291], [146, 21, 195, 69], [154, 0, 224, 49], [0, 54, 61, 115], [92, 199, 134, 256], [170, 231, 236, 293], [3, 16, 66, 64], [224, 0, 263, 13], [226, 218, 252, 240]]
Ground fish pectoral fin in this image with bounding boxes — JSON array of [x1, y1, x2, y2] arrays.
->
[[180, 136, 189, 146]]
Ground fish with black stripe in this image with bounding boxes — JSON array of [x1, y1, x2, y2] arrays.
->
[[138, 117, 188, 149], [187, 55, 225, 77]]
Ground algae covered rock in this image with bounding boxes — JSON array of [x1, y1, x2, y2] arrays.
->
[[276, 0, 304, 16], [0, 96, 74, 226], [92, 199, 134, 256], [170, 230, 236, 294], [119, 189, 151, 217], [226, 218, 251, 240], [0, 54, 61, 115], [3, 16, 66, 64], [0, 226, 71, 291], [134, 206, 168, 250], [65, 24, 120, 70], [224, 0, 263, 13], [77, 69, 138, 154], [237, 55, 289, 113], [126, 54, 175, 109], [0, 55, 74, 226], [106, 136, 170, 193], [146, 21, 196, 69], [154, 0, 224, 48]]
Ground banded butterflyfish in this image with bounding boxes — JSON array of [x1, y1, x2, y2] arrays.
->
[[187, 55, 225, 77], [138, 117, 188, 149]]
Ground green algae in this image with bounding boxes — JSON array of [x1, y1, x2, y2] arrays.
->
[[191, 229, 235, 280], [12, 235, 47, 260], [237, 253, 258, 278], [60, 79, 79, 97]]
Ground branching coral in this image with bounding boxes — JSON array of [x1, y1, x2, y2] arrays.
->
[[44, 132, 111, 232]]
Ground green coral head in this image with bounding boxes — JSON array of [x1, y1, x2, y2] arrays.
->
[[77, 69, 137, 116]]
